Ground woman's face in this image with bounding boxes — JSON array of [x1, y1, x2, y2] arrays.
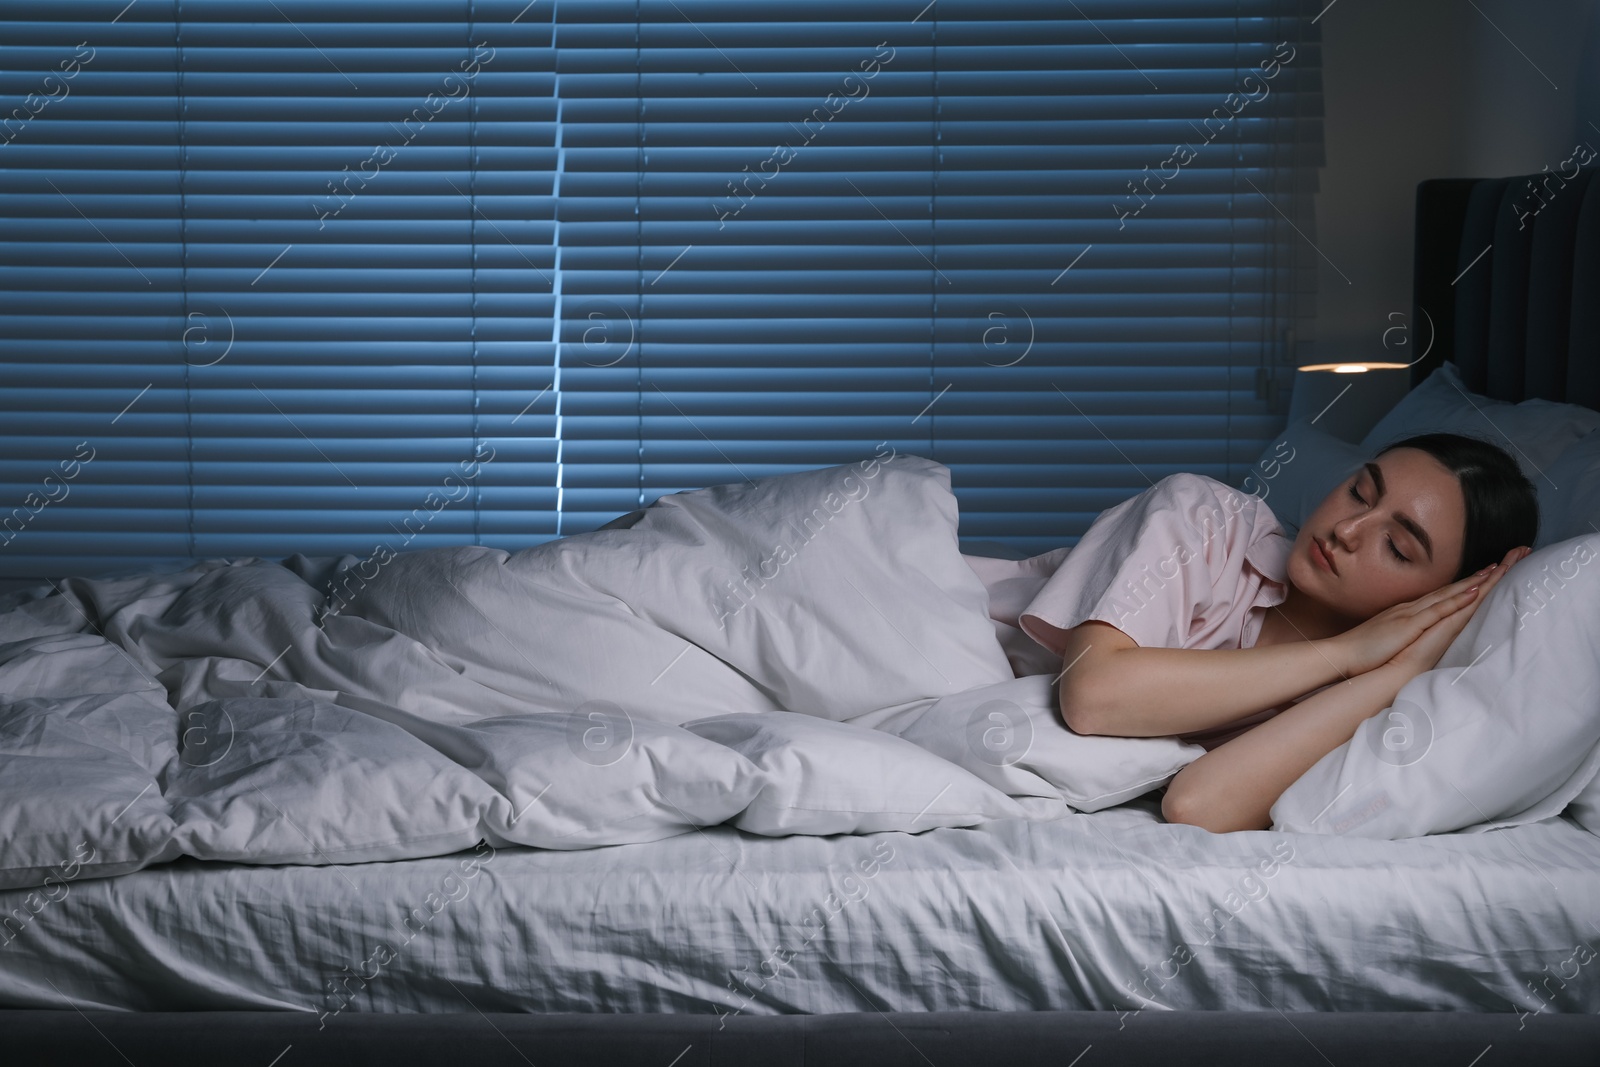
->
[[1287, 447, 1467, 623]]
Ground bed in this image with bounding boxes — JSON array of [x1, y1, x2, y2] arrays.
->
[[3, 170, 1598, 1065]]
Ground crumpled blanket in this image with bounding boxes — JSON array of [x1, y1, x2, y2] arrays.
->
[[0, 452, 1196, 894]]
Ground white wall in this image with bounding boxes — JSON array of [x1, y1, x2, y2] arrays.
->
[[1308, 0, 1599, 362]]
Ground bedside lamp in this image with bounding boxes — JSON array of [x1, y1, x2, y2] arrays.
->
[[1286, 361, 1412, 444]]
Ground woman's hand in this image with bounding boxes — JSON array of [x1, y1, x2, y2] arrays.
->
[[1322, 546, 1532, 677], [1162, 549, 1533, 833], [1385, 546, 1530, 678]]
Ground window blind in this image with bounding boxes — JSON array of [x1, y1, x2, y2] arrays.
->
[[0, 0, 1323, 577]]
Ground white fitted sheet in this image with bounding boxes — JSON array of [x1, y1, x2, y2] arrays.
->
[[3, 797, 1596, 1017]]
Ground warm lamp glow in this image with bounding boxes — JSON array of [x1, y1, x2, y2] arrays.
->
[[1296, 361, 1410, 373]]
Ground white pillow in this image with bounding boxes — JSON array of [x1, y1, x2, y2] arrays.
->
[[1271, 533, 1600, 838], [1539, 434, 1600, 835], [1536, 427, 1600, 548], [1358, 361, 1600, 490], [682, 711, 1028, 835], [860, 674, 1205, 813], [1239, 419, 1367, 535]]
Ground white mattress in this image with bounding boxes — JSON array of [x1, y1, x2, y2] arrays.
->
[[5, 797, 1597, 1016]]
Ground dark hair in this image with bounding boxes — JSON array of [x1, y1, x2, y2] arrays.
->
[[1373, 432, 1538, 581]]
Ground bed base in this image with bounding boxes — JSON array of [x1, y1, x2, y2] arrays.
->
[[6, 1009, 1599, 1066]]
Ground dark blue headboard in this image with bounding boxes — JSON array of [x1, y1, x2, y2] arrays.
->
[[1410, 165, 1599, 410]]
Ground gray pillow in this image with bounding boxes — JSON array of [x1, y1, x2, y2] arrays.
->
[[1359, 361, 1600, 488], [1238, 419, 1366, 536]]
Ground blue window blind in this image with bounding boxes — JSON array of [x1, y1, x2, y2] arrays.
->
[[0, 0, 1323, 578]]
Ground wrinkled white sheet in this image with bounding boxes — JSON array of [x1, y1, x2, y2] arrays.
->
[[3, 799, 1596, 1016]]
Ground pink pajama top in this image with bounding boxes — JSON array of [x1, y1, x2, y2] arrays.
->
[[961, 472, 1300, 749]]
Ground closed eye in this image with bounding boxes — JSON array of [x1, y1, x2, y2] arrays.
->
[[1349, 477, 1411, 562]]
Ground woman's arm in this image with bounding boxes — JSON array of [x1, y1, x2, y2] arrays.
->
[[1160, 551, 1523, 833], [1158, 659, 1413, 833], [1056, 621, 1347, 738], [1057, 560, 1506, 738]]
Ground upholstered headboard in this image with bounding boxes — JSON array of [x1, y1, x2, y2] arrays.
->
[[1410, 166, 1599, 410]]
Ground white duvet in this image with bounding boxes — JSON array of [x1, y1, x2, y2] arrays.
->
[[0, 452, 1202, 893]]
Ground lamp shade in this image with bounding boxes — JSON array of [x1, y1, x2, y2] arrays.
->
[[1286, 363, 1411, 443]]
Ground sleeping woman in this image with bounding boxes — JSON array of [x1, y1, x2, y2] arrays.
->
[[962, 432, 1538, 834]]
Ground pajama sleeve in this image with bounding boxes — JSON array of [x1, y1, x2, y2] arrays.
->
[[1018, 473, 1252, 657]]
